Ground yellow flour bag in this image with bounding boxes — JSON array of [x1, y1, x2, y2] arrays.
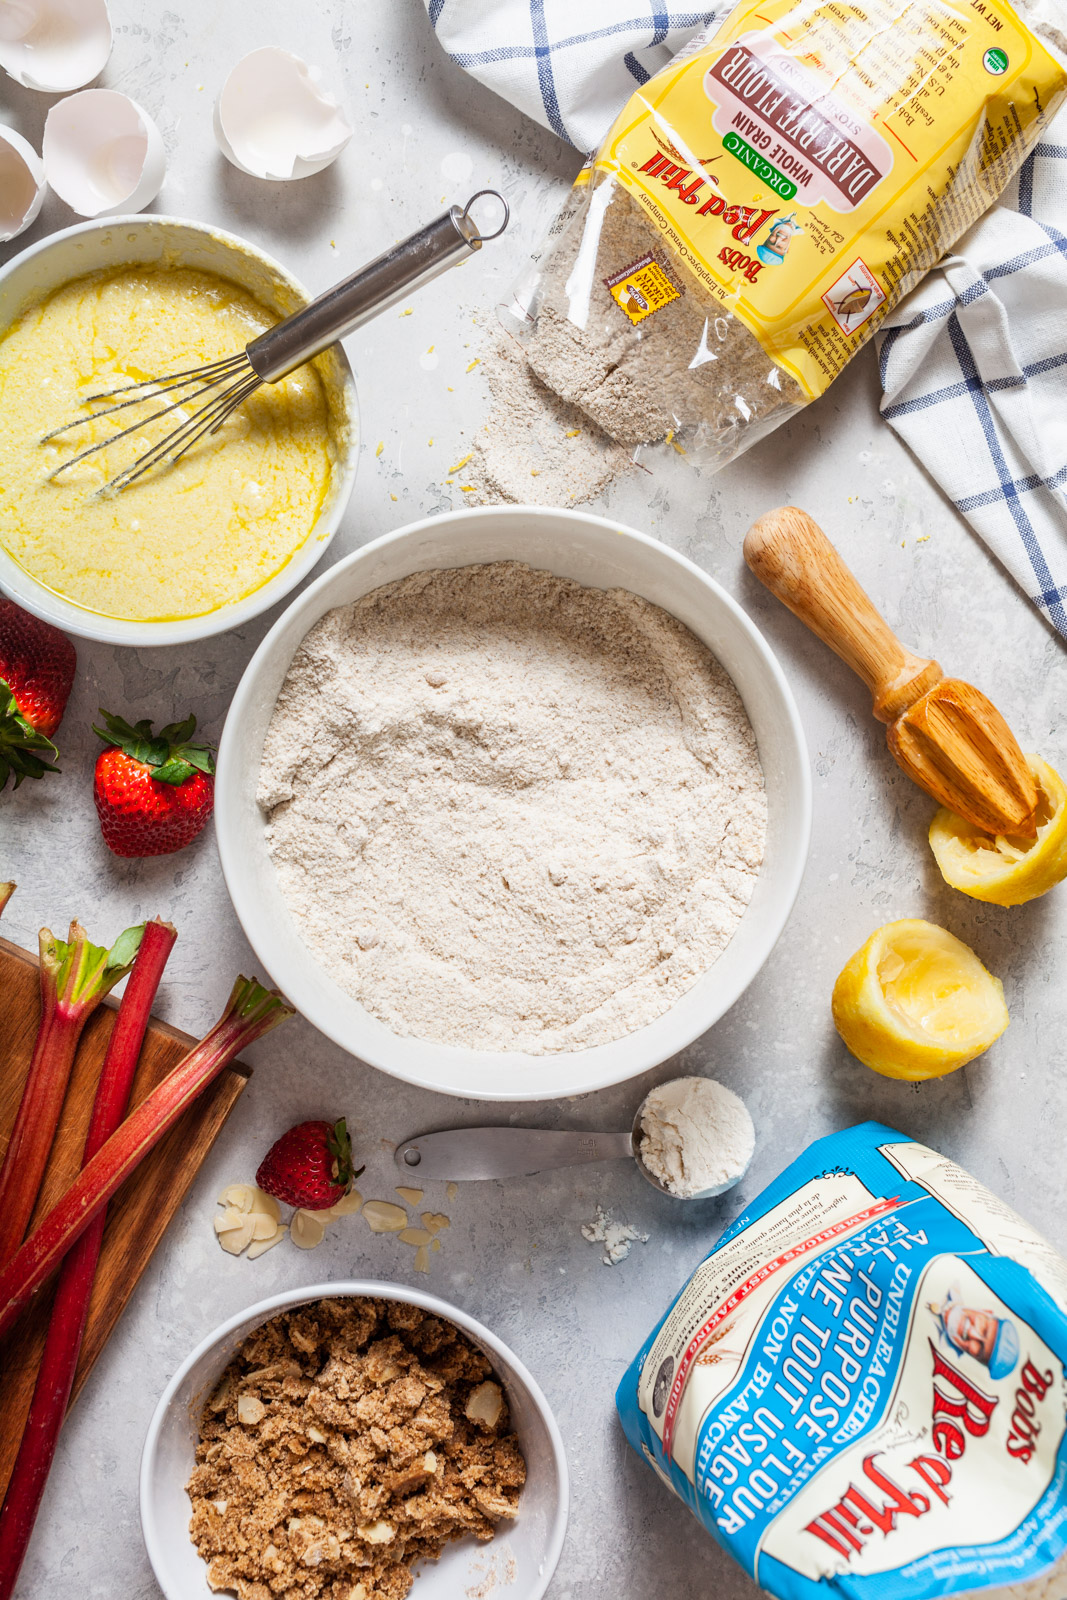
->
[[509, 0, 1066, 469]]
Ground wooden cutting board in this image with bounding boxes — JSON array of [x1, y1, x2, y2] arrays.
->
[[0, 932, 250, 1500]]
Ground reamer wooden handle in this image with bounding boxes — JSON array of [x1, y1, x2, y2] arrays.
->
[[743, 506, 943, 724]]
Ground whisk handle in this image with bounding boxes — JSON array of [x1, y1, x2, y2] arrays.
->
[[245, 192, 509, 384]]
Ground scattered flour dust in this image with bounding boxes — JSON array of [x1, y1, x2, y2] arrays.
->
[[258, 561, 767, 1055], [581, 1204, 649, 1266], [461, 331, 636, 507], [466, 1545, 518, 1598]]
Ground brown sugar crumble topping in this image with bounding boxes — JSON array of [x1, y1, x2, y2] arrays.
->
[[186, 1296, 526, 1599]]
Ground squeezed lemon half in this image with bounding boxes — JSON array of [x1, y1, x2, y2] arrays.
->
[[929, 754, 1067, 906], [832, 918, 1008, 1080]]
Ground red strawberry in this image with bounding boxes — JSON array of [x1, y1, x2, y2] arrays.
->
[[256, 1118, 363, 1211], [93, 710, 215, 858], [0, 598, 76, 788]]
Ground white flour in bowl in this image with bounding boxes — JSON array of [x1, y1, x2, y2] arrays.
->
[[257, 561, 766, 1054]]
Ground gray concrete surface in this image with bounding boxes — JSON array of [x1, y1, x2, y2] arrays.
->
[[2, 3, 1065, 1596]]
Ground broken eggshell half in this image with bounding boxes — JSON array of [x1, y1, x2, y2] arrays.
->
[[43, 88, 165, 218], [0, 125, 46, 241], [214, 47, 352, 181], [0, 0, 112, 92]]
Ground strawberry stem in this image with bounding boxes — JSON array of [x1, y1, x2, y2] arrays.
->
[[330, 1118, 359, 1189], [0, 918, 176, 1600], [0, 922, 144, 1271], [0, 978, 292, 1343]]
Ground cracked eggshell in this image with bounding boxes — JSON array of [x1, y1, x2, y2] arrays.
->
[[0, 0, 112, 92], [0, 126, 45, 241], [214, 48, 352, 181], [43, 89, 165, 218]]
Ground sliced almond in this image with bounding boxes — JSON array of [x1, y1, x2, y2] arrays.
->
[[413, 1245, 430, 1274], [395, 1186, 424, 1207], [391, 1453, 436, 1494], [361, 1200, 408, 1233], [398, 1227, 432, 1247], [242, 1359, 300, 1384], [247, 1224, 288, 1260], [357, 1520, 394, 1545], [421, 1212, 450, 1234], [208, 1376, 232, 1413], [217, 1218, 255, 1256], [465, 1380, 504, 1431], [237, 1394, 265, 1426], [422, 1451, 437, 1474], [217, 1183, 256, 1213], [473, 1485, 519, 1520], [212, 1499, 228, 1515], [306, 1425, 327, 1444], [326, 1189, 363, 1219], [291, 1210, 327, 1250], [302, 1532, 341, 1566], [249, 1211, 280, 1241], [250, 1187, 281, 1223], [214, 1207, 248, 1235]]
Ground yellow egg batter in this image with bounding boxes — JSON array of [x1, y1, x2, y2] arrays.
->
[[0, 264, 338, 622]]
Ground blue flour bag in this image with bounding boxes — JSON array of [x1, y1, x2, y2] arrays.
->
[[617, 1123, 1067, 1598]]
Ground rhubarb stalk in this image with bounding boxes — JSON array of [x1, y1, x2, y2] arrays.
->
[[0, 918, 176, 1600], [0, 976, 292, 1342], [0, 884, 13, 917], [0, 921, 144, 1270]]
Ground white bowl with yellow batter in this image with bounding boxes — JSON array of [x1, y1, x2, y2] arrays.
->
[[0, 216, 357, 644]]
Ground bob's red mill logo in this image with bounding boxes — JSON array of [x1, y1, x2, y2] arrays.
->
[[803, 1345, 1058, 1563]]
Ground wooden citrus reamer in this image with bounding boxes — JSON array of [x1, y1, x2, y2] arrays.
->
[[743, 506, 1038, 838]]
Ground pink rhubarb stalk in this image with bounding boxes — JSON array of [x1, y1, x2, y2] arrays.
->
[[0, 921, 144, 1270], [0, 883, 13, 917], [0, 918, 176, 1600], [0, 976, 292, 1343]]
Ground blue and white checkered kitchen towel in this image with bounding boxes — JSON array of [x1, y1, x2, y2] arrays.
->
[[423, 1, 725, 152], [877, 126, 1067, 640], [425, 2, 1067, 637]]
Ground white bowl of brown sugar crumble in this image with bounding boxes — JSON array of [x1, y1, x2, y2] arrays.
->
[[139, 1283, 568, 1600]]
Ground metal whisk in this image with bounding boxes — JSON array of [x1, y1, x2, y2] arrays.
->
[[43, 190, 509, 494]]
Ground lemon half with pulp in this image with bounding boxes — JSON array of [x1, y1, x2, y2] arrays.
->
[[832, 918, 1008, 1080], [929, 754, 1067, 906]]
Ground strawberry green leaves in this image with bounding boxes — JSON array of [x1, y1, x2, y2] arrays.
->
[[0, 684, 61, 789], [92, 710, 216, 787]]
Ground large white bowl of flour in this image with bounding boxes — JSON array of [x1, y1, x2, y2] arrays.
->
[[215, 506, 810, 1100]]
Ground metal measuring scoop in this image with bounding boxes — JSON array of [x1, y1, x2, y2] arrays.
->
[[393, 1078, 751, 1201]]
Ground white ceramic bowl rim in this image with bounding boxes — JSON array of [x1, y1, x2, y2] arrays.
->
[[139, 1278, 570, 1600], [215, 505, 812, 1101], [0, 214, 358, 645]]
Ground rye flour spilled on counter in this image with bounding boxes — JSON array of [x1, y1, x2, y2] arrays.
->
[[257, 562, 766, 1053]]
